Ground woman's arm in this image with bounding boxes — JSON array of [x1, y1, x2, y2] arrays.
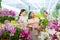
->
[[28, 21, 34, 25], [28, 18, 40, 25], [28, 19, 35, 25]]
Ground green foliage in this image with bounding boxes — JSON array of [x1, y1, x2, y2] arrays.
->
[[52, 3, 60, 18], [0, 16, 15, 23], [0, 0, 2, 8], [0, 28, 22, 40], [56, 3, 60, 10], [0, 31, 10, 40], [40, 18, 48, 29], [0, 0, 2, 2], [52, 9, 59, 18], [0, 3, 1, 8]]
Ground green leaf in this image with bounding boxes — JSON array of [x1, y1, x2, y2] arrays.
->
[[1, 31, 10, 39], [40, 18, 48, 29], [56, 3, 60, 10], [0, 0, 2, 2], [0, 16, 15, 23], [52, 9, 59, 18]]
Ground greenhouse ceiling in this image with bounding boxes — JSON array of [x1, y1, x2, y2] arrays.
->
[[2, 0, 60, 11]]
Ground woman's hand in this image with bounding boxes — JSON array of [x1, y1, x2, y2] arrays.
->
[[28, 21, 35, 25]]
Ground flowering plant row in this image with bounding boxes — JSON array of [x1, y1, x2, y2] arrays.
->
[[0, 8, 15, 16], [0, 8, 16, 23], [0, 26, 21, 40], [0, 16, 15, 23], [0, 25, 31, 40]]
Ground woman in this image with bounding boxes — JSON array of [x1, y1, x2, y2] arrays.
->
[[18, 9, 27, 28], [28, 11, 40, 40]]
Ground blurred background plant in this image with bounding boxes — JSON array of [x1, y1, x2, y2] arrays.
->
[[52, 3, 60, 18], [0, 0, 2, 8]]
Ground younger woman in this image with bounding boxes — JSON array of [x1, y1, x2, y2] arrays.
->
[[18, 9, 27, 28]]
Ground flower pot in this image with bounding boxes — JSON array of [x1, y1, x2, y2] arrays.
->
[[2, 37, 7, 40]]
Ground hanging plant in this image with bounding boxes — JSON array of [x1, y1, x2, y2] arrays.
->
[[52, 3, 60, 18], [56, 3, 60, 10], [52, 9, 59, 18], [40, 7, 46, 14]]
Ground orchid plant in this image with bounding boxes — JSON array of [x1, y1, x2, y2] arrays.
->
[[48, 19, 58, 29], [0, 25, 22, 40], [0, 9, 15, 16], [20, 28, 32, 40]]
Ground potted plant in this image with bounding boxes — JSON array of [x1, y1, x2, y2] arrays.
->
[[2, 37, 8, 40]]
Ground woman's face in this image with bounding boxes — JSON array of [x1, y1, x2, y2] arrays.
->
[[22, 11, 26, 16], [30, 12, 35, 18]]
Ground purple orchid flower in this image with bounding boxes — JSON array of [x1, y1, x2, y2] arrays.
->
[[9, 26, 16, 36], [3, 26, 9, 32], [20, 28, 32, 40], [2, 24, 16, 36], [0, 9, 2, 16], [2, 8, 10, 16], [9, 26, 16, 34], [48, 20, 58, 29], [0, 8, 15, 16], [9, 10, 15, 16]]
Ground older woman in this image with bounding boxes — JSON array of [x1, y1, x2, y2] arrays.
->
[[28, 11, 40, 40]]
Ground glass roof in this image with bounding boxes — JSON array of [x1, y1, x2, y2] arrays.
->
[[2, 0, 59, 12]]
